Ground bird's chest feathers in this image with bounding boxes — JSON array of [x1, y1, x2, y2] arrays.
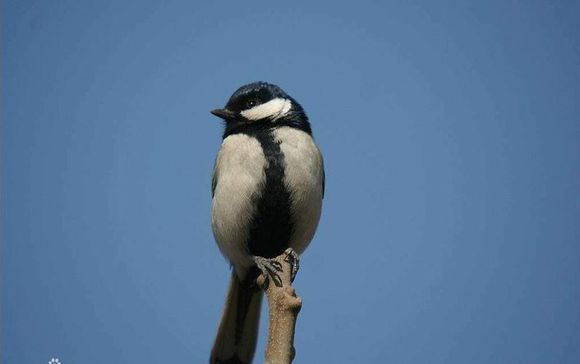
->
[[213, 126, 323, 261], [271, 127, 323, 196], [217, 126, 321, 194]]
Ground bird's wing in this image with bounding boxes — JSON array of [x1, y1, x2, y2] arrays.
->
[[322, 167, 325, 199], [211, 155, 219, 197], [319, 147, 325, 199], [211, 172, 217, 198]]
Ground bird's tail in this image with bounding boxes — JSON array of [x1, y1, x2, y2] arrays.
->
[[210, 271, 263, 364]]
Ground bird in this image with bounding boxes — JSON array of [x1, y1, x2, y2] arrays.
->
[[209, 82, 324, 364]]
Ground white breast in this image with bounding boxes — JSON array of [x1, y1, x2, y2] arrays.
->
[[273, 127, 324, 254], [212, 134, 267, 274]]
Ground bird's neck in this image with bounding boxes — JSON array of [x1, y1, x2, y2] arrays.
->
[[222, 116, 311, 139]]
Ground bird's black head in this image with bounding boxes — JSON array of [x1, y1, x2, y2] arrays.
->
[[211, 82, 311, 137]]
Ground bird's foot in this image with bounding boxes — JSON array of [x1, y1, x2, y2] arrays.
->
[[284, 248, 300, 282], [253, 249, 301, 288], [253, 256, 283, 288]]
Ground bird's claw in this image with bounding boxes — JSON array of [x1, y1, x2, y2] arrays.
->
[[253, 249, 301, 288], [254, 256, 283, 288], [284, 248, 300, 282]]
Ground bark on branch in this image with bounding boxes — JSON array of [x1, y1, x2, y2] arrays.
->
[[256, 251, 302, 364]]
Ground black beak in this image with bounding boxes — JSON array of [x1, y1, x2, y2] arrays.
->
[[210, 108, 237, 120]]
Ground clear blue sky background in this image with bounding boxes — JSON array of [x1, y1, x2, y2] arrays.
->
[[2, 1, 580, 363]]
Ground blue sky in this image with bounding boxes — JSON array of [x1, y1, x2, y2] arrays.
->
[[2, 1, 580, 363]]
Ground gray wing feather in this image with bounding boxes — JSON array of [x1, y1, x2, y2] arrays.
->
[[322, 167, 325, 199], [320, 151, 325, 199], [211, 155, 219, 197], [212, 171, 217, 197]]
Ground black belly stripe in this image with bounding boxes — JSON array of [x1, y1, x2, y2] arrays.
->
[[244, 127, 293, 258]]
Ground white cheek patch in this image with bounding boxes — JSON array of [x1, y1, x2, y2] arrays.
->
[[240, 97, 292, 121]]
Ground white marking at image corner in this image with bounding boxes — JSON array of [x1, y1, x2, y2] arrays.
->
[[48, 358, 61, 364]]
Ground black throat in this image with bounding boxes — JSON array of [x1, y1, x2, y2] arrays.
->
[[222, 109, 312, 140]]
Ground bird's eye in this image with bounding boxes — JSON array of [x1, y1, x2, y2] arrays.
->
[[246, 99, 257, 108]]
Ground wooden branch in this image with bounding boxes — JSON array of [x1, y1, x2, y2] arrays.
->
[[256, 251, 302, 364]]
